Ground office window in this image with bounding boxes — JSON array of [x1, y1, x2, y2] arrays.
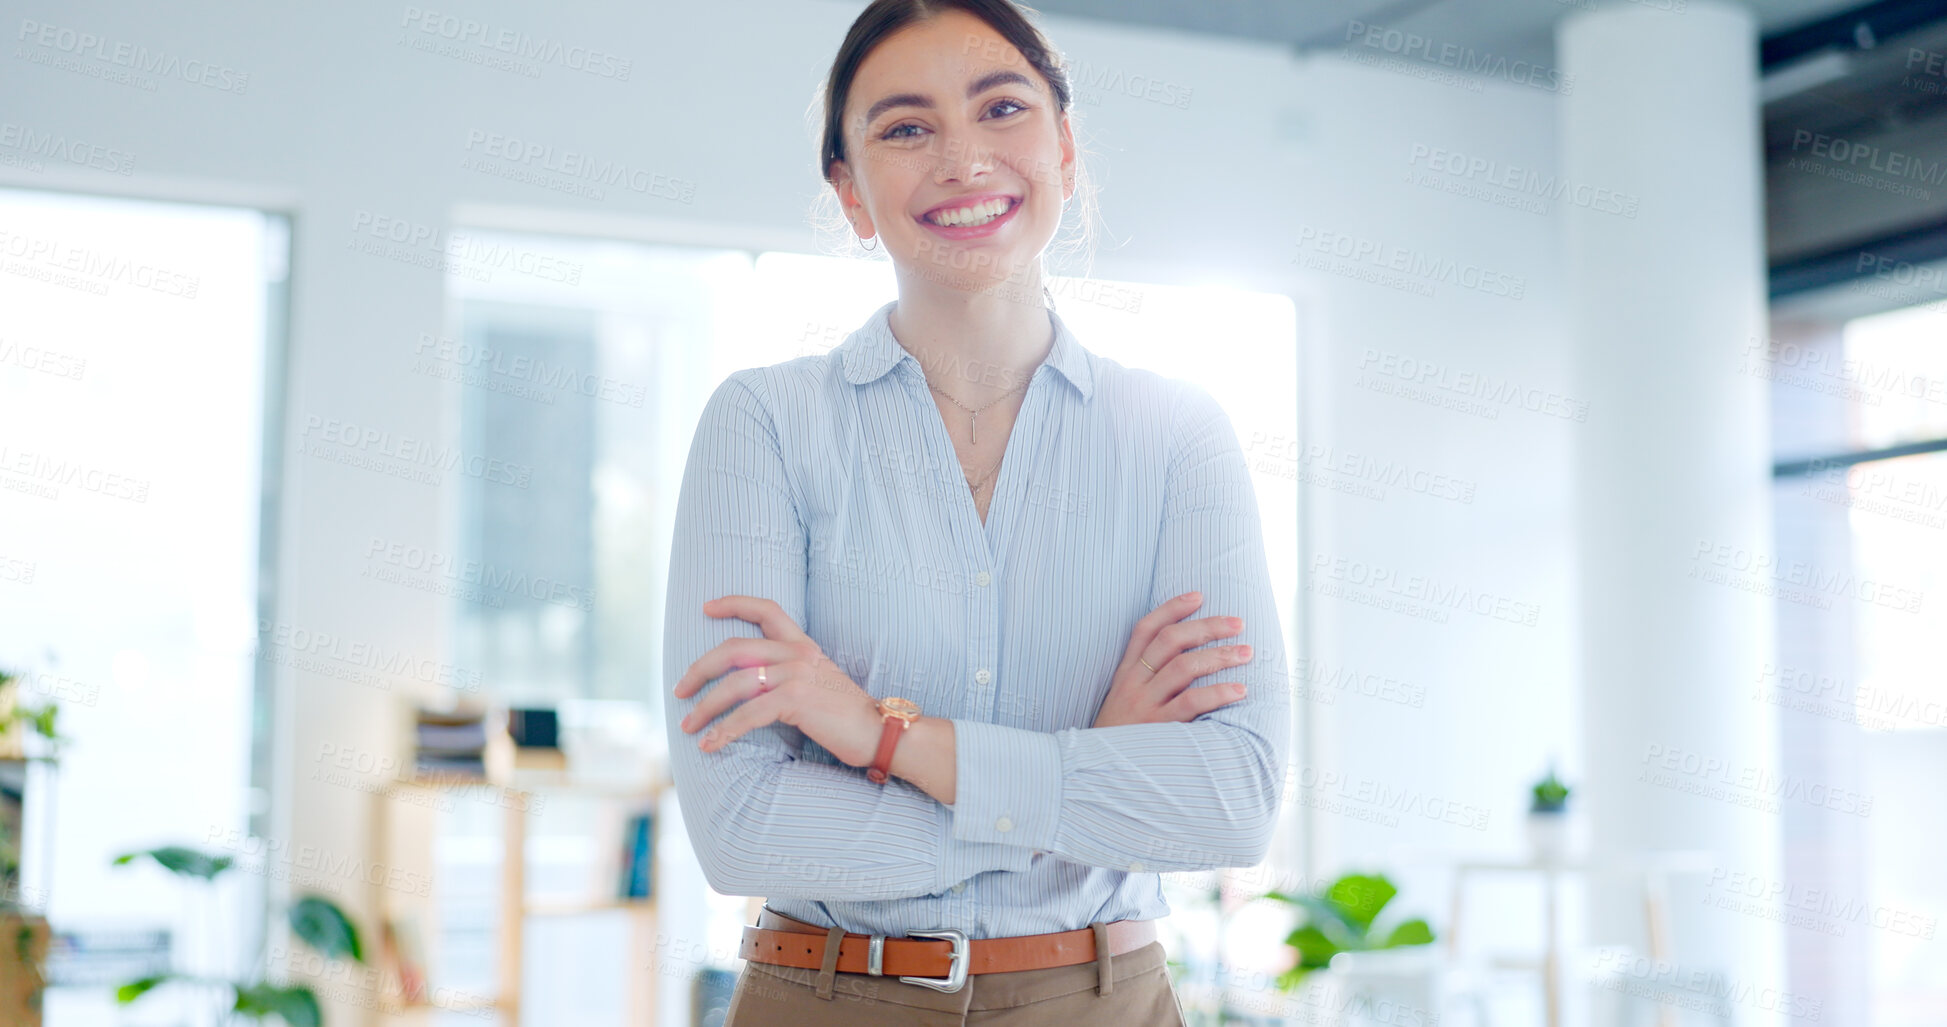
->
[[1767, 301, 1947, 1027], [0, 187, 287, 1026]]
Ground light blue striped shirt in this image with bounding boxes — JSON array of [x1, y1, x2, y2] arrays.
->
[[662, 298, 1289, 941]]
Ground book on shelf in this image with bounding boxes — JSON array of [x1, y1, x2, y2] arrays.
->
[[616, 809, 653, 901], [412, 703, 490, 783]]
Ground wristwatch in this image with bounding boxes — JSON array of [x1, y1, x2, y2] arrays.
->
[[866, 697, 921, 784]]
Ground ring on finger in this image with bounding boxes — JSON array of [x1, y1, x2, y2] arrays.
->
[[1139, 656, 1157, 674], [756, 665, 772, 691]]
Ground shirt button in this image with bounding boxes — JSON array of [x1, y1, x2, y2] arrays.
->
[[974, 668, 991, 685], [952, 881, 967, 893], [974, 571, 991, 587], [995, 816, 1013, 832]]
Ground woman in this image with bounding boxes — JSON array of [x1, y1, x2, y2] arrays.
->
[[662, 1, 1289, 1022]]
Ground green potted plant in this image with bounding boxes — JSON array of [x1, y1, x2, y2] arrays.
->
[[1527, 764, 1573, 863], [112, 845, 365, 1027], [1260, 873, 1434, 993]]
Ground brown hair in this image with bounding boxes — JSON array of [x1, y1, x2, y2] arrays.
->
[[812, 0, 1101, 286]]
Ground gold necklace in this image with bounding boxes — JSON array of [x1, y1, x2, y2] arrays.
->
[[962, 451, 1003, 495], [928, 376, 1029, 445]]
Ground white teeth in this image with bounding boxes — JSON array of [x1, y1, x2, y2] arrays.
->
[[928, 198, 1011, 227]]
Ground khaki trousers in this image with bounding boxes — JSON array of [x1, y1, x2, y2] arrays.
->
[[722, 921, 1188, 1026]]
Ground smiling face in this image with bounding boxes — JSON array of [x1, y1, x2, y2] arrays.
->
[[831, 8, 1075, 296]]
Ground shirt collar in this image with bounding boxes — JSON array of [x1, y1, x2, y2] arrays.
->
[[836, 299, 1095, 403]]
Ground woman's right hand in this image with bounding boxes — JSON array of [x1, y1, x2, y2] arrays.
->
[[1092, 592, 1255, 728]]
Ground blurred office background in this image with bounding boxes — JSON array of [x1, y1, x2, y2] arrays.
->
[[0, 0, 1943, 1024]]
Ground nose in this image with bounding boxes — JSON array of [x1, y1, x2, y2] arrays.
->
[[932, 131, 994, 185]]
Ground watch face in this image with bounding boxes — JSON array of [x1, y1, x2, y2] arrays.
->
[[880, 697, 921, 718]]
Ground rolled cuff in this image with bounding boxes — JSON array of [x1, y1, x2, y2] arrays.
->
[[946, 719, 1063, 851]]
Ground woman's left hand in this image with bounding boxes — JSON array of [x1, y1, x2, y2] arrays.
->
[[673, 595, 885, 767]]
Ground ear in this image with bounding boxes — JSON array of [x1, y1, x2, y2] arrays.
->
[[831, 161, 874, 238], [1056, 112, 1077, 202]]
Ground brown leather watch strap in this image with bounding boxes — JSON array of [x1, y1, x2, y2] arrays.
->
[[865, 712, 908, 784], [738, 906, 1157, 976]]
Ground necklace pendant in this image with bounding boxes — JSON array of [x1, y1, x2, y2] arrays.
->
[[970, 411, 978, 445]]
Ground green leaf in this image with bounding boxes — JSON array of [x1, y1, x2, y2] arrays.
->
[[1285, 924, 1341, 969], [115, 974, 170, 1004], [1326, 873, 1396, 933], [289, 895, 363, 963], [235, 983, 322, 1027], [1276, 964, 1316, 993], [113, 846, 234, 880], [1383, 918, 1435, 948]]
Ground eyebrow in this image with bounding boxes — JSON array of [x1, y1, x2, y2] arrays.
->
[[861, 69, 1039, 127]]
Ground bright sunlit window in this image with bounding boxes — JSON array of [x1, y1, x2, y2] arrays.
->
[[0, 187, 286, 1026]]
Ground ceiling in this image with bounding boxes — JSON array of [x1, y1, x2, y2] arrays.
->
[[1026, 0, 1879, 71]]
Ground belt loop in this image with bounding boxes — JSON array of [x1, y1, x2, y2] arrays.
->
[[814, 924, 846, 1000], [1092, 921, 1114, 996]]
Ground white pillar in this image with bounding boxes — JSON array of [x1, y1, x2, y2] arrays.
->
[[1558, 1, 1785, 1016]]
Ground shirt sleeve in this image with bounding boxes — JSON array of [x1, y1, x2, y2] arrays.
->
[[946, 380, 1291, 872], [663, 370, 1035, 900]]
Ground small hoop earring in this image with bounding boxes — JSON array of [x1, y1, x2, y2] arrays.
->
[[860, 235, 878, 252]]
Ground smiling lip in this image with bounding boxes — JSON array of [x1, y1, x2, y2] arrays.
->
[[916, 194, 1021, 239]]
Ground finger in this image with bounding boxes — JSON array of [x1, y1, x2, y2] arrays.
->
[[1122, 592, 1203, 666], [1160, 681, 1248, 722], [704, 595, 811, 644], [1142, 615, 1244, 674], [1142, 642, 1254, 704], [699, 688, 785, 752], [673, 636, 805, 699], [679, 663, 776, 735]]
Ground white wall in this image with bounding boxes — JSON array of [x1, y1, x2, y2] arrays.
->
[[4, 0, 1578, 1016]]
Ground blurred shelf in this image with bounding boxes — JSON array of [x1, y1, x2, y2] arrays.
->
[[525, 896, 657, 917]]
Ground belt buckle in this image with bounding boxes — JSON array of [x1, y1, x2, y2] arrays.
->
[[886, 928, 967, 993]]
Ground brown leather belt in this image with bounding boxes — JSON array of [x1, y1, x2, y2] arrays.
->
[[738, 905, 1157, 994]]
